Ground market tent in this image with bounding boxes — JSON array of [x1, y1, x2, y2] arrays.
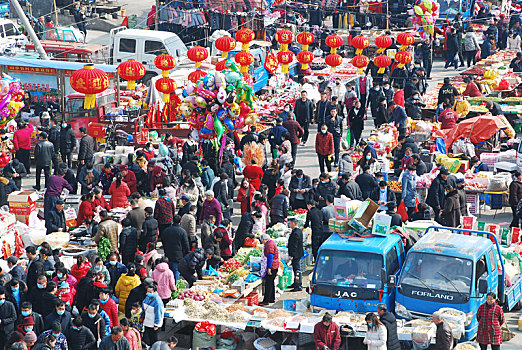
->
[[433, 115, 515, 150]]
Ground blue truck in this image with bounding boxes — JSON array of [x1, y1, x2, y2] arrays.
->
[[394, 226, 522, 341], [310, 233, 406, 313]]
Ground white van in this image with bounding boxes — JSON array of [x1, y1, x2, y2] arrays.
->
[[109, 27, 187, 84], [0, 19, 28, 46]]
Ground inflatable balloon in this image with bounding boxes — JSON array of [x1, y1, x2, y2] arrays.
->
[[229, 103, 240, 118], [202, 74, 215, 89], [234, 116, 245, 129], [205, 114, 214, 130], [216, 109, 227, 120], [217, 88, 226, 104], [410, 0, 440, 38], [200, 127, 212, 135], [213, 118, 224, 144], [179, 103, 194, 118], [224, 118, 234, 130]]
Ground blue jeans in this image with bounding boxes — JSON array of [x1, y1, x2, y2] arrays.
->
[[170, 262, 180, 281]]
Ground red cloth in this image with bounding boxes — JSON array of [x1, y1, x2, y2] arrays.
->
[[315, 131, 334, 156], [215, 226, 232, 257], [99, 297, 119, 327], [142, 149, 155, 160], [282, 120, 304, 144], [477, 302, 504, 345], [147, 6, 156, 26], [401, 156, 414, 171], [13, 123, 34, 150], [154, 197, 176, 225], [165, 136, 184, 148], [263, 239, 279, 269], [243, 165, 264, 190], [123, 171, 137, 194], [70, 261, 92, 281], [109, 182, 131, 209], [439, 108, 459, 130], [463, 82, 482, 97], [237, 184, 255, 214], [92, 196, 109, 211], [77, 200, 94, 226], [313, 322, 341, 350], [394, 89, 405, 107]]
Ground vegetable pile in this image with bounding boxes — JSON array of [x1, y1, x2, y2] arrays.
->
[[219, 258, 243, 272]]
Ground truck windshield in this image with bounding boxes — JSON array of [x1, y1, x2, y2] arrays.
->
[[314, 250, 383, 289], [165, 37, 187, 58], [439, 0, 461, 15], [400, 252, 472, 295]]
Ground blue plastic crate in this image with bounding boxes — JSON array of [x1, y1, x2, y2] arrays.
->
[[283, 299, 298, 311], [490, 193, 503, 210]]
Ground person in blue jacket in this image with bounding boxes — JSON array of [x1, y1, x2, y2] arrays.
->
[[142, 283, 164, 346], [470, 156, 489, 173]]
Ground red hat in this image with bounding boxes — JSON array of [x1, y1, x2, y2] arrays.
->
[[119, 165, 128, 171], [153, 166, 162, 175]]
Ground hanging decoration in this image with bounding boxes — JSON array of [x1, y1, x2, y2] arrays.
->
[[188, 70, 208, 84], [352, 35, 370, 55], [154, 54, 176, 78], [351, 55, 369, 75], [325, 53, 342, 72], [215, 36, 237, 59], [117, 59, 145, 90], [374, 55, 392, 74], [235, 28, 255, 52], [395, 51, 413, 68], [409, 0, 440, 38], [187, 46, 209, 69], [70, 64, 109, 109], [0, 76, 25, 128], [396, 32, 415, 51], [325, 34, 343, 55], [215, 60, 227, 72], [296, 31, 315, 71], [276, 29, 294, 73], [155, 78, 177, 103], [375, 35, 392, 54], [235, 51, 254, 75]]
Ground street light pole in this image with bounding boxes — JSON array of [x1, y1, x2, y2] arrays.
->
[[10, 0, 48, 60]]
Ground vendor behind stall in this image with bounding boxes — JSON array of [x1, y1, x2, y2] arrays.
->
[[313, 313, 341, 350], [177, 248, 212, 287], [470, 156, 489, 173]]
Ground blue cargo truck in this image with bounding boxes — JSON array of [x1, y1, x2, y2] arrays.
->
[[394, 226, 522, 341], [310, 233, 406, 313]]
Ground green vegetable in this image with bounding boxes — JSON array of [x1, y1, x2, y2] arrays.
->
[[249, 249, 262, 257], [228, 272, 239, 283], [97, 237, 111, 261]]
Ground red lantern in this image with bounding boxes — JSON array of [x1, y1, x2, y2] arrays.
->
[[235, 28, 255, 51], [154, 54, 176, 77], [276, 29, 294, 51], [215, 36, 236, 59], [215, 59, 227, 71], [70, 64, 110, 109], [277, 51, 294, 73], [297, 32, 315, 50], [352, 35, 370, 55], [187, 46, 209, 69], [235, 51, 254, 74], [375, 35, 392, 54], [155, 77, 177, 103], [296, 51, 314, 71], [117, 59, 145, 90], [351, 55, 369, 74], [395, 50, 413, 68], [374, 55, 392, 74], [325, 53, 342, 72], [397, 32, 414, 51], [325, 34, 343, 54], [188, 70, 208, 84]]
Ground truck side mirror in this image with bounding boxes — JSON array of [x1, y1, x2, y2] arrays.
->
[[381, 268, 387, 287], [478, 278, 488, 294], [388, 275, 396, 288]]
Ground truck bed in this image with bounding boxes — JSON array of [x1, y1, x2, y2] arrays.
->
[[505, 274, 522, 311]]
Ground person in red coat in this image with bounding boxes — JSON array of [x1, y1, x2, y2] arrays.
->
[[120, 165, 137, 194], [462, 77, 482, 97], [77, 192, 95, 226], [237, 178, 255, 215], [477, 292, 505, 350], [438, 105, 459, 130], [260, 234, 280, 305], [314, 313, 341, 350], [401, 147, 414, 171], [393, 85, 405, 107], [243, 159, 264, 190], [215, 218, 232, 260], [70, 255, 92, 282], [150, 166, 166, 191], [109, 174, 131, 209], [315, 124, 334, 173], [142, 142, 155, 160], [93, 187, 109, 211], [99, 288, 119, 327]]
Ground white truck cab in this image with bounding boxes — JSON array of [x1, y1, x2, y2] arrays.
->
[[0, 19, 28, 46], [110, 27, 187, 84]]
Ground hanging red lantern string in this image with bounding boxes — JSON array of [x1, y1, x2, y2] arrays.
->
[[351, 55, 369, 75], [375, 35, 392, 54], [397, 32, 414, 51], [277, 51, 295, 74], [276, 29, 294, 73], [325, 34, 343, 54], [235, 28, 255, 52], [154, 54, 176, 78], [374, 55, 392, 74], [395, 51, 413, 68], [235, 51, 254, 75], [215, 36, 236, 59], [296, 31, 315, 71], [187, 46, 209, 69], [352, 35, 370, 55], [325, 54, 342, 73], [155, 78, 177, 103], [117, 59, 145, 90], [188, 70, 208, 84], [70, 64, 110, 109]]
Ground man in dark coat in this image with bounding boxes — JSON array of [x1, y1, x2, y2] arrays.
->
[[270, 190, 289, 225], [377, 304, 401, 350], [305, 200, 324, 260], [141, 207, 158, 252], [25, 246, 44, 291], [370, 181, 396, 211], [7, 257, 25, 282], [239, 126, 259, 151], [3, 158, 27, 190], [44, 300, 72, 331], [16, 301, 44, 336], [65, 316, 96, 350], [412, 154, 427, 176], [77, 127, 95, 175], [60, 122, 76, 169], [125, 278, 153, 318], [268, 118, 288, 159], [288, 170, 312, 210], [126, 200, 146, 234], [81, 304, 106, 344], [433, 311, 453, 350], [178, 248, 212, 287], [338, 173, 363, 200], [0, 286, 17, 350], [282, 113, 304, 161], [288, 218, 304, 292], [315, 173, 337, 209], [33, 132, 55, 191], [386, 202, 404, 227], [355, 165, 379, 199], [294, 90, 314, 144], [203, 231, 223, 269], [437, 78, 459, 106], [426, 167, 450, 217], [160, 215, 190, 279], [445, 27, 459, 70], [47, 119, 61, 174], [234, 212, 255, 252], [46, 199, 67, 234]]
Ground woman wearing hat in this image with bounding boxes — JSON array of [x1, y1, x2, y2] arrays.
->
[[120, 165, 137, 194], [6, 316, 35, 349], [109, 173, 130, 209]]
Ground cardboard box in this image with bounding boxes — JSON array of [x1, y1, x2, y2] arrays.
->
[[334, 197, 358, 220], [8, 191, 38, 224], [348, 199, 379, 233], [372, 213, 392, 236], [328, 218, 350, 233]]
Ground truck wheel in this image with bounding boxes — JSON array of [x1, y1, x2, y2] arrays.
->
[[112, 13, 119, 19], [514, 300, 522, 311], [141, 73, 156, 87]]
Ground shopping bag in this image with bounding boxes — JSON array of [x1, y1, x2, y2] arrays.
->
[[204, 265, 219, 277], [397, 200, 409, 222]]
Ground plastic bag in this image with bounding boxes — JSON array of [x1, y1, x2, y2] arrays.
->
[[158, 142, 169, 156], [487, 176, 508, 191], [204, 265, 219, 277], [195, 321, 217, 336], [245, 273, 261, 283], [244, 237, 257, 247]]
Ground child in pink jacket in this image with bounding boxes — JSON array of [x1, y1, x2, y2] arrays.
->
[[151, 258, 176, 305]]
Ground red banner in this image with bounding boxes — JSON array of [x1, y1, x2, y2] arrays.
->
[[264, 52, 278, 74]]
